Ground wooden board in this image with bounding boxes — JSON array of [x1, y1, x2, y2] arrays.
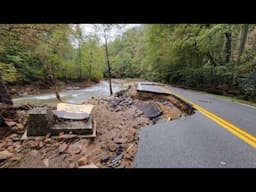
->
[[54, 103, 94, 120], [57, 103, 94, 114]]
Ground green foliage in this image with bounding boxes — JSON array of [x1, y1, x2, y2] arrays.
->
[[1, 24, 256, 101], [0, 62, 19, 83], [111, 24, 256, 100], [239, 71, 256, 100], [109, 26, 144, 79], [0, 24, 105, 84]]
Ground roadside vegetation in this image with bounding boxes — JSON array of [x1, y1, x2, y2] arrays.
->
[[0, 24, 256, 103], [109, 24, 256, 102]]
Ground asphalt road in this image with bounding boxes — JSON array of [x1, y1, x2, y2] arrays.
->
[[165, 85, 256, 136], [133, 84, 256, 168]]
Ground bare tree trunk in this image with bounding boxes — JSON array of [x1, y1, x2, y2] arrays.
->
[[104, 33, 113, 95], [0, 72, 13, 105], [50, 73, 62, 102], [79, 47, 82, 81], [88, 50, 92, 81], [53, 82, 62, 102], [64, 62, 68, 83], [48, 59, 62, 102], [222, 32, 231, 63], [207, 52, 217, 87], [49, 47, 63, 102], [233, 24, 249, 85], [51, 69, 62, 102]]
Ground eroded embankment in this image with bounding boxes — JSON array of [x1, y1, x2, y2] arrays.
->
[[0, 83, 194, 168]]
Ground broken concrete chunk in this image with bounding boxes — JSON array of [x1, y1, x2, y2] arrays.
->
[[136, 82, 168, 95], [135, 109, 144, 117], [26, 107, 53, 136], [136, 103, 162, 119]]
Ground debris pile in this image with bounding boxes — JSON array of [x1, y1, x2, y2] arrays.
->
[[0, 82, 194, 168]]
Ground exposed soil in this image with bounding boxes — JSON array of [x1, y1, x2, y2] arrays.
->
[[0, 83, 194, 168]]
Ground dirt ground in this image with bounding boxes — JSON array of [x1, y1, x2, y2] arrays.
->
[[0, 83, 193, 168]]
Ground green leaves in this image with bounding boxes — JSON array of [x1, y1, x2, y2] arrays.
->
[[109, 25, 144, 78], [0, 62, 19, 83], [239, 71, 256, 100]]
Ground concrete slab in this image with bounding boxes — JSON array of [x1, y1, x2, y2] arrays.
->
[[136, 82, 169, 95], [136, 103, 162, 119], [26, 106, 95, 136], [51, 118, 93, 136], [52, 110, 89, 120], [21, 119, 96, 139]]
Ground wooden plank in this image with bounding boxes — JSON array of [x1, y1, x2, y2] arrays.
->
[[57, 103, 94, 114]]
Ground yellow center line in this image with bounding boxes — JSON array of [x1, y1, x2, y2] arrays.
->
[[158, 86, 256, 148]]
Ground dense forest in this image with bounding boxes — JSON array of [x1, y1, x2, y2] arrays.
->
[[109, 24, 256, 101], [0, 24, 256, 103], [0, 24, 105, 84]]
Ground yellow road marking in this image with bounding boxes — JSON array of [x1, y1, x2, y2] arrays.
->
[[158, 86, 256, 148]]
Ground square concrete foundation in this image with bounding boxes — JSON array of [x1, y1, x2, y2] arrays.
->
[[26, 107, 53, 136], [51, 118, 93, 136], [26, 107, 94, 136]]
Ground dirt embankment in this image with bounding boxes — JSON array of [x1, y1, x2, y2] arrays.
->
[[0, 83, 194, 168]]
